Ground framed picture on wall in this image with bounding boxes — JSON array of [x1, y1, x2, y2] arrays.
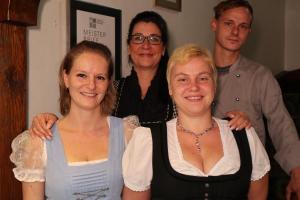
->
[[70, 0, 121, 79], [155, 0, 181, 11]]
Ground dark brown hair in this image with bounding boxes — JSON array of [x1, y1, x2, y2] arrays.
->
[[127, 11, 168, 46], [59, 40, 116, 116]]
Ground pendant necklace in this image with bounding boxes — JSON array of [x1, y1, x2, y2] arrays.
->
[[177, 119, 215, 152]]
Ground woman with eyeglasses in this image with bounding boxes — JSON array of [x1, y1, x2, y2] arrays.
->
[[112, 11, 174, 126]]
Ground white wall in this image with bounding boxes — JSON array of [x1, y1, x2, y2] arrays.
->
[[285, 0, 300, 71], [27, 0, 297, 125], [27, 0, 67, 125]]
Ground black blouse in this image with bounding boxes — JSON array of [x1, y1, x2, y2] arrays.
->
[[113, 67, 174, 127]]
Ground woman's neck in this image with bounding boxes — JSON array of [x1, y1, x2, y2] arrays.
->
[[60, 109, 107, 132]]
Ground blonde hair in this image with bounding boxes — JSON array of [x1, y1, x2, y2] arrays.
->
[[167, 44, 217, 88]]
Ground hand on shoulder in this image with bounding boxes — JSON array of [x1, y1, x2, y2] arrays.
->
[[29, 113, 58, 140]]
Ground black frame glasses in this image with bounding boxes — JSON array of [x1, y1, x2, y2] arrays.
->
[[130, 34, 162, 45]]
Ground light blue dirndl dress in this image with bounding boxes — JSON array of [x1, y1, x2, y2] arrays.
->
[[45, 116, 124, 200]]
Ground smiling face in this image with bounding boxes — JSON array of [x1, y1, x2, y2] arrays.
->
[[169, 56, 215, 118], [63, 52, 110, 113], [211, 7, 252, 53], [128, 22, 165, 70]]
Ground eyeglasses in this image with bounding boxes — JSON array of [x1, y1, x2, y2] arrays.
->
[[130, 34, 162, 45]]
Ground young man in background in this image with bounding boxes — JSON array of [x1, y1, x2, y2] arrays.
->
[[211, 1, 300, 199]]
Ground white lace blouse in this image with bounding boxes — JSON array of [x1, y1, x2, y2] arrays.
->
[[10, 116, 139, 182], [122, 118, 270, 191]]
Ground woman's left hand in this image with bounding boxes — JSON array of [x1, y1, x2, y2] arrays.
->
[[226, 110, 252, 130]]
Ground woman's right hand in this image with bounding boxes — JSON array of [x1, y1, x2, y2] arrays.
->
[[29, 113, 58, 139]]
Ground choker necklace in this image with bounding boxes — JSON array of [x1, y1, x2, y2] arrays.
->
[[177, 119, 215, 151]]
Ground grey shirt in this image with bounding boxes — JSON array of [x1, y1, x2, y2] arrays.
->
[[214, 55, 300, 174]]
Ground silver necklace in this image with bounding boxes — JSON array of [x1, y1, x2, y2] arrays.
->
[[177, 119, 215, 151]]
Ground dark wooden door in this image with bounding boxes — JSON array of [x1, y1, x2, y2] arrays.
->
[[0, 1, 40, 199]]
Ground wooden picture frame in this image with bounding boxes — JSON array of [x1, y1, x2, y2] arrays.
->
[[155, 0, 181, 11], [70, 0, 122, 79]]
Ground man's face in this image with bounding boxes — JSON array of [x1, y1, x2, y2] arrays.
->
[[211, 7, 252, 53]]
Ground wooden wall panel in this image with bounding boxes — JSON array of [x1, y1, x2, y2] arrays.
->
[[0, 0, 39, 199], [0, 23, 26, 200]]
